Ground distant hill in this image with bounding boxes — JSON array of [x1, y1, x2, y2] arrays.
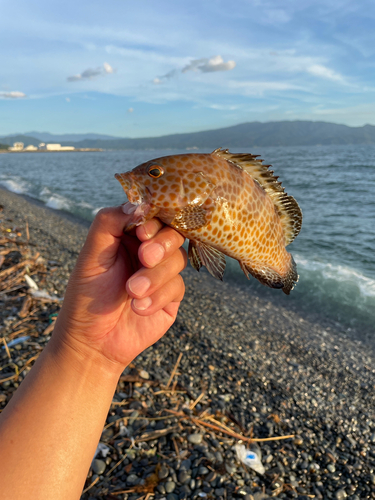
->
[[1, 121, 375, 150], [58, 121, 375, 149], [0, 135, 40, 147]]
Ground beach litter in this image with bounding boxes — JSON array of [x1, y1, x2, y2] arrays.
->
[[235, 443, 265, 475]]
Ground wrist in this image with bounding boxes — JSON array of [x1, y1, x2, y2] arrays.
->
[[46, 325, 126, 386]]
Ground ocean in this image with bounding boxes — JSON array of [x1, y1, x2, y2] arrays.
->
[[1, 146, 374, 341]]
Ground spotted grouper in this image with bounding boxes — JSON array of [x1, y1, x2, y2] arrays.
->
[[115, 148, 302, 294]]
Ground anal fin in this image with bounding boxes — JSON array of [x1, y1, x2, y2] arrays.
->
[[239, 255, 298, 295], [239, 260, 284, 291], [188, 240, 226, 281], [188, 240, 202, 272]]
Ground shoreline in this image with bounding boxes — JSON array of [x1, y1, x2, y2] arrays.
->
[[1, 188, 375, 499]]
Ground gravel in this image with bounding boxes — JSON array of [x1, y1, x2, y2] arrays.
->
[[1, 187, 375, 500]]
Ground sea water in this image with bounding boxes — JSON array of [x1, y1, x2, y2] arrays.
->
[[1, 146, 374, 339]]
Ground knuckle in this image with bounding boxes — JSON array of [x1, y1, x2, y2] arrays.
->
[[95, 207, 112, 224]]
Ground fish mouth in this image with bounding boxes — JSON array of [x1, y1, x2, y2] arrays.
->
[[115, 173, 155, 227]]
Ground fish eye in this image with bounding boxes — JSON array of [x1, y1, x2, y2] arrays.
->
[[147, 165, 164, 178]]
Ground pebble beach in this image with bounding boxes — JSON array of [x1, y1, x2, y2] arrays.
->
[[1, 186, 375, 500]]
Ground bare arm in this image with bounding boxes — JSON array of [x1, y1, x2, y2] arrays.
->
[[0, 207, 186, 500]]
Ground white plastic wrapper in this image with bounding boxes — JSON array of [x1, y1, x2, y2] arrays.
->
[[94, 442, 110, 459], [235, 443, 265, 475], [25, 274, 39, 290]]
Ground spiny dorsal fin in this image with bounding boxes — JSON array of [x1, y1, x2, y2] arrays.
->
[[212, 148, 302, 246]]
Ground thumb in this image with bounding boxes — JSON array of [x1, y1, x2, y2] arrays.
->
[[78, 206, 133, 271]]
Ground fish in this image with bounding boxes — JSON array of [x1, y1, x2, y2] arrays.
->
[[115, 148, 302, 294]]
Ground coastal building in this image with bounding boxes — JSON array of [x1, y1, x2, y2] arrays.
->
[[24, 145, 38, 151], [46, 143, 75, 151], [9, 142, 24, 151], [38, 143, 75, 151]]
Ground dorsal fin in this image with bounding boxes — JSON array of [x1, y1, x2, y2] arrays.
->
[[212, 148, 302, 246]]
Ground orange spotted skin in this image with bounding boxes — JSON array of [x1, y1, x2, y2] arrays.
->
[[116, 151, 298, 291]]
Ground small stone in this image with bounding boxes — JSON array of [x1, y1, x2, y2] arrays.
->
[[159, 465, 169, 479], [139, 369, 149, 379], [166, 494, 178, 500], [293, 437, 303, 446], [100, 427, 114, 441], [327, 464, 336, 473], [188, 433, 203, 445], [253, 493, 269, 500], [178, 470, 191, 484], [206, 471, 216, 482], [129, 410, 139, 425], [157, 484, 166, 494], [165, 481, 176, 493], [225, 462, 237, 474], [126, 473, 140, 485], [180, 459, 192, 471], [91, 459, 106, 475], [215, 488, 225, 496], [198, 466, 209, 475], [335, 489, 347, 500], [265, 454, 273, 464]]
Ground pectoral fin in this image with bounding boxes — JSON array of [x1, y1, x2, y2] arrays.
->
[[171, 194, 217, 231], [189, 240, 226, 281]]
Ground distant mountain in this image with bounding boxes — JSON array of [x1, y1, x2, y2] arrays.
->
[[58, 121, 375, 150], [1, 121, 375, 150], [0, 135, 40, 147], [7, 131, 122, 142]]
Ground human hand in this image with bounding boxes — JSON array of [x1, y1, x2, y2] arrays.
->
[[53, 206, 186, 370]]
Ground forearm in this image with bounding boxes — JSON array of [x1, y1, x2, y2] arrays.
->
[[0, 328, 124, 500]]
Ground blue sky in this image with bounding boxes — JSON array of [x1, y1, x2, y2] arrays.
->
[[1, 0, 375, 137]]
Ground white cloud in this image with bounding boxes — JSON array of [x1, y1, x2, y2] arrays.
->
[[228, 80, 306, 96], [153, 55, 236, 84], [182, 55, 236, 73], [103, 62, 114, 74], [127, 107, 134, 113], [67, 62, 114, 82], [0, 91, 26, 99], [307, 64, 344, 82]]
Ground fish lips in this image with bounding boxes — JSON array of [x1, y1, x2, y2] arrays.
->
[[115, 172, 147, 205], [115, 172, 154, 227]]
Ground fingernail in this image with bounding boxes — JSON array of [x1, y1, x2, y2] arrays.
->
[[127, 275, 151, 296], [132, 297, 152, 311], [143, 243, 165, 266]]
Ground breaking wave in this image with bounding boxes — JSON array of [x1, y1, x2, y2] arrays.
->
[[0, 176, 30, 195]]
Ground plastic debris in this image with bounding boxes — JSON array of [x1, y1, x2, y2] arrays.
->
[[30, 289, 62, 301], [25, 274, 39, 290], [94, 442, 111, 459], [2, 336, 30, 349], [235, 443, 265, 475]]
